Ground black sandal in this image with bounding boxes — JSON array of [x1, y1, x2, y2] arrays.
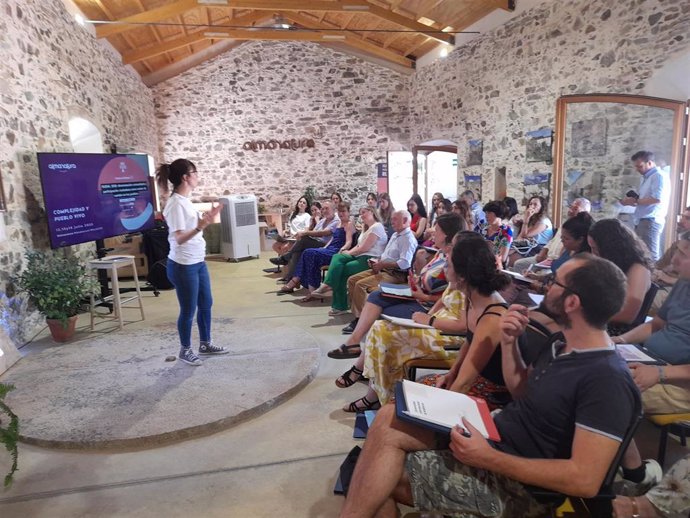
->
[[343, 395, 381, 413], [335, 365, 364, 388], [327, 344, 361, 359]]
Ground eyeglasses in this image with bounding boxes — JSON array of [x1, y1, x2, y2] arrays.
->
[[545, 277, 581, 298]]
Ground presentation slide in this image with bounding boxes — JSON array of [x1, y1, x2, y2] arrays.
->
[[38, 153, 155, 248]]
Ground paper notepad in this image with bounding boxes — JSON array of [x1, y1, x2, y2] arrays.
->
[[395, 380, 500, 441], [380, 282, 413, 298], [382, 315, 434, 329], [503, 270, 532, 284], [615, 344, 663, 364]]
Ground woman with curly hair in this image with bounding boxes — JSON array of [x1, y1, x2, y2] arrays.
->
[[588, 218, 653, 335]]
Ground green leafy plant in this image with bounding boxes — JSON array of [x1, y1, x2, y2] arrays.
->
[[0, 382, 18, 487], [16, 251, 98, 326], [304, 186, 318, 204]]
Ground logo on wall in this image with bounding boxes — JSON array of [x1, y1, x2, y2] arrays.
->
[[242, 138, 316, 152]]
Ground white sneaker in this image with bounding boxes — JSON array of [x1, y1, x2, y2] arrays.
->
[[640, 459, 663, 487]]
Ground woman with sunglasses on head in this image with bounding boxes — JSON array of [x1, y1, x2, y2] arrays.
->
[[156, 159, 228, 366]]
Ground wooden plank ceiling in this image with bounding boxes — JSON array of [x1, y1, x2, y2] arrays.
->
[[73, 0, 514, 82]]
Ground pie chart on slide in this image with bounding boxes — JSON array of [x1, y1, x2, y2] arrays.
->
[[98, 157, 154, 232]]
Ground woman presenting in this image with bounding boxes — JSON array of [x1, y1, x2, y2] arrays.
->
[[157, 158, 228, 366]]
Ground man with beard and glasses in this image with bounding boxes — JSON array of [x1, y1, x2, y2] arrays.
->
[[338, 254, 640, 518]]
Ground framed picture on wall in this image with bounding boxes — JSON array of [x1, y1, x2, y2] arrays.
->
[[525, 129, 553, 163], [467, 140, 483, 166]]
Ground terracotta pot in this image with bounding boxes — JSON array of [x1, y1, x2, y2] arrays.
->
[[46, 315, 78, 343]]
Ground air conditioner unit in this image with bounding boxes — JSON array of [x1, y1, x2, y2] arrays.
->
[[219, 195, 260, 261]]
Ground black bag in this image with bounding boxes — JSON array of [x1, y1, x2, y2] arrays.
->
[[333, 446, 362, 496], [142, 221, 174, 290]]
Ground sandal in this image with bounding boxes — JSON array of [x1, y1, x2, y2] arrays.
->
[[312, 284, 333, 297], [335, 365, 364, 388], [343, 395, 381, 413], [299, 293, 323, 303], [328, 308, 348, 316], [327, 344, 362, 359]]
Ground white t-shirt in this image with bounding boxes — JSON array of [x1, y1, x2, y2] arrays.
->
[[164, 193, 206, 265], [288, 212, 311, 234], [357, 222, 388, 258]]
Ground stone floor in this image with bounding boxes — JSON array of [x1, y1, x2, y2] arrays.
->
[[0, 252, 687, 516]]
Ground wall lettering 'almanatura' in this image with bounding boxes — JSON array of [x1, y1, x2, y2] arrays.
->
[[242, 138, 316, 152]]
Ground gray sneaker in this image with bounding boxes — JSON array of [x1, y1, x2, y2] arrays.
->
[[198, 343, 229, 355], [179, 347, 202, 366]]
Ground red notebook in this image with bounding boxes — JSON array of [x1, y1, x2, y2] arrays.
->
[[395, 380, 501, 442]]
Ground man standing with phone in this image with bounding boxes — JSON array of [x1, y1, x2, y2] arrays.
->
[[621, 151, 671, 261]]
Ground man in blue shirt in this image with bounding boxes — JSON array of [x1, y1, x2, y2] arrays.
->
[[621, 151, 671, 261], [461, 190, 485, 229]]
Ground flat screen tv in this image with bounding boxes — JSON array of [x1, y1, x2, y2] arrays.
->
[[37, 152, 157, 248]]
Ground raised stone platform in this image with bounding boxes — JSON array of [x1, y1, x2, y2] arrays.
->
[[0, 318, 319, 450]]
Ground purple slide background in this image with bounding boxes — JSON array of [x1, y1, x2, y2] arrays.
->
[[38, 153, 155, 248]]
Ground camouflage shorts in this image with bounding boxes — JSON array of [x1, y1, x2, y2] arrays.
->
[[646, 454, 690, 518], [405, 450, 550, 518]]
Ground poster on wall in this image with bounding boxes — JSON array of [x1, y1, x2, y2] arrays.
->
[[522, 172, 551, 205], [464, 174, 482, 201], [376, 162, 388, 194], [467, 140, 483, 166], [571, 118, 608, 157], [525, 129, 553, 163]]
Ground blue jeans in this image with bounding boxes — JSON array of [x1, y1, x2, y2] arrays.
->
[[167, 259, 212, 348], [635, 219, 663, 262]]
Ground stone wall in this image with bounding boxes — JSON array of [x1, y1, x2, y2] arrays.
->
[[0, 0, 157, 292], [153, 41, 410, 211], [408, 0, 690, 208]]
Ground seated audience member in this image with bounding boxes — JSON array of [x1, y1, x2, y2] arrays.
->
[[654, 206, 690, 287], [312, 206, 388, 316], [341, 210, 418, 323], [328, 217, 457, 358], [451, 199, 474, 231], [366, 192, 377, 208], [504, 211, 594, 306], [338, 254, 639, 518], [377, 193, 395, 237], [503, 196, 519, 222], [331, 192, 344, 205], [461, 189, 485, 228], [513, 197, 591, 274], [407, 194, 428, 242], [507, 195, 554, 265], [308, 201, 321, 230], [271, 195, 311, 257], [428, 192, 444, 227], [272, 200, 340, 278], [588, 219, 653, 336], [612, 232, 690, 487], [612, 455, 690, 518], [336, 232, 513, 413], [475, 200, 513, 268], [279, 202, 353, 295], [421, 199, 452, 247]]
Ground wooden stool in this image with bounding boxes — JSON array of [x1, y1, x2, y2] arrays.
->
[[89, 255, 145, 330]]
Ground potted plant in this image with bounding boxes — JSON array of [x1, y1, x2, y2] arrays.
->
[[16, 250, 97, 343], [0, 382, 18, 487]]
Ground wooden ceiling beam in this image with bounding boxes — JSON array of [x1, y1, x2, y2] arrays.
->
[[96, 0, 199, 38], [281, 11, 413, 68], [122, 10, 269, 64], [95, 0, 453, 44]]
